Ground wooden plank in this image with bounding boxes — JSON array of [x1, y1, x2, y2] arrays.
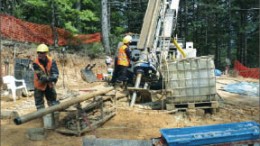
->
[[166, 101, 219, 110]]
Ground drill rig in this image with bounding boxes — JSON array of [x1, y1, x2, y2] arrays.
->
[[128, 0, 217, 109], [129, 0, 181, 107]]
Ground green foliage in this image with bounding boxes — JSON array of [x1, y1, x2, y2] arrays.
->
[[65, 22, 79, 34], [8, 0, 101, 34], [86, 42, 105, 58], [67, 42, 104, 59], [2, 0, 259, 68], [24, 0, 46, 6], [178, 0, 259, 68], [79, 10, 99, 21], [109, 34, 123, 55]]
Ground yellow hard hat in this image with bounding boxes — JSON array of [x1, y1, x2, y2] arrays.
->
[[37, 44, 49, 52], [123, 35, 132, 44]]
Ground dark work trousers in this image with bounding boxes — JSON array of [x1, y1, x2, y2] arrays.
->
[[116, 65, 129, 83], [34, 85, 59, 110], [111, 57, 119, 83]]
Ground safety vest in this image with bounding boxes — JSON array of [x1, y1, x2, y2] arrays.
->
[[117, 45, 130, 66], [33, 56, 53, 91]]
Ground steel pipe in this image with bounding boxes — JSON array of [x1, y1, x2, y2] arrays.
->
[[14, 87, 114, 125]]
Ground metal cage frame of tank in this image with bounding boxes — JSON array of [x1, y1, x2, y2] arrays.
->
[[161, 56, 217, 104]]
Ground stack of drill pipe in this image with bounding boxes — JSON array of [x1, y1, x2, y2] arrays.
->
[[13, 87, 114, 125]]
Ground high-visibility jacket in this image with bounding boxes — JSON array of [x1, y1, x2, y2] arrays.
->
[[33, 56, 53, 91], [117, 45, 130, 66]]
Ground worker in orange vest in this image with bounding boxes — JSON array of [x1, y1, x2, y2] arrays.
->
[[114, 35, 132, 85], [33, 44, 59, 110]]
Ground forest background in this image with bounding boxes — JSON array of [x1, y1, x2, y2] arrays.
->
[[1, 0, 259, 70]]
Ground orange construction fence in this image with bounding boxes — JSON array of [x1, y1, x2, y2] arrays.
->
[[234, 60, 260, 79], [0, 14, 101, 46]]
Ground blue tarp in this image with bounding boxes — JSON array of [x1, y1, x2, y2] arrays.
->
[[223, 82, 259, 97], [160, 121, 260, 146], [215, 69, 222, 76]]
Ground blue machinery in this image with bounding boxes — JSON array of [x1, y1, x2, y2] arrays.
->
[[160, 121, 260, 146]]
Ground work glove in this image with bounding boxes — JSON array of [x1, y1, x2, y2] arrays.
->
[[49, 74, 59, 83], [39, 76, 49, 83], [49, 76, 57, 83]]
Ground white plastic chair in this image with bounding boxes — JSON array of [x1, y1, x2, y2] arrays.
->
[[2, 75, 28, 102]]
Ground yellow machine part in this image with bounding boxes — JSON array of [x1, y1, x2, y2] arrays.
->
[[173, 39, 186, 58]]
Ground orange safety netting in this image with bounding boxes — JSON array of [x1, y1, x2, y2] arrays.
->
[[234, 60, 260, 79], [0, 14, 101, 46]]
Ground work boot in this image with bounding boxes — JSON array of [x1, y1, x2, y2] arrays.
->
[[107, 81, 114, 87], [114, 81, 123, 89], [36, 105, 45, 111], [48, 100, 60, 107], [122, 82, 128, 90]]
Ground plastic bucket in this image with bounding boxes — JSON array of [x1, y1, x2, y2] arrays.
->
[[43, 113, 54, 129], [107, 68, 114, 75], [43, 112, 60, 129]]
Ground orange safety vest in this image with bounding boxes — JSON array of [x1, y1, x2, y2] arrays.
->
[[117, 45, 130, 66], [33, 56, 53, 91]]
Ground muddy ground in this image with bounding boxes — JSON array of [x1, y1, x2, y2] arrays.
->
[[1, 48, 259, 146]]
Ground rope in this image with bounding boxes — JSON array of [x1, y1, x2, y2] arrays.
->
[[82, 111, 97, 136]]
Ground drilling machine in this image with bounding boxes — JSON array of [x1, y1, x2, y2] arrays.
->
[[129, 0, 182, 107]]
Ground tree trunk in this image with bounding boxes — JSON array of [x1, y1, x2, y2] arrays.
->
[[51, 0, 58, 48], [0, 0, 2, 86], [193, 0, 198, 46], [205, 13, 208, 55], [215, 13, 219, 68], [76, 0, 82, 33], [244, 36, 247, 65], [240, 11, 246, 64], [101, 0, 111, 55], [227, 0, 231, 63], [108, 0, 111, 34], [184, 0, 187, 44]]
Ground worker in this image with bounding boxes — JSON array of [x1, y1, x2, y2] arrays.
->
[[33, 44, 60, 110], [114, 35, 132, 86]]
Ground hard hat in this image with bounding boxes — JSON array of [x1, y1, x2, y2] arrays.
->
[[37, 44, 49, 52], [123, 35, 132, 44]]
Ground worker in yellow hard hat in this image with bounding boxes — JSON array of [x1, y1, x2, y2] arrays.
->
[[111, 35, 132, 86], [32, 43, 60, 110]]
